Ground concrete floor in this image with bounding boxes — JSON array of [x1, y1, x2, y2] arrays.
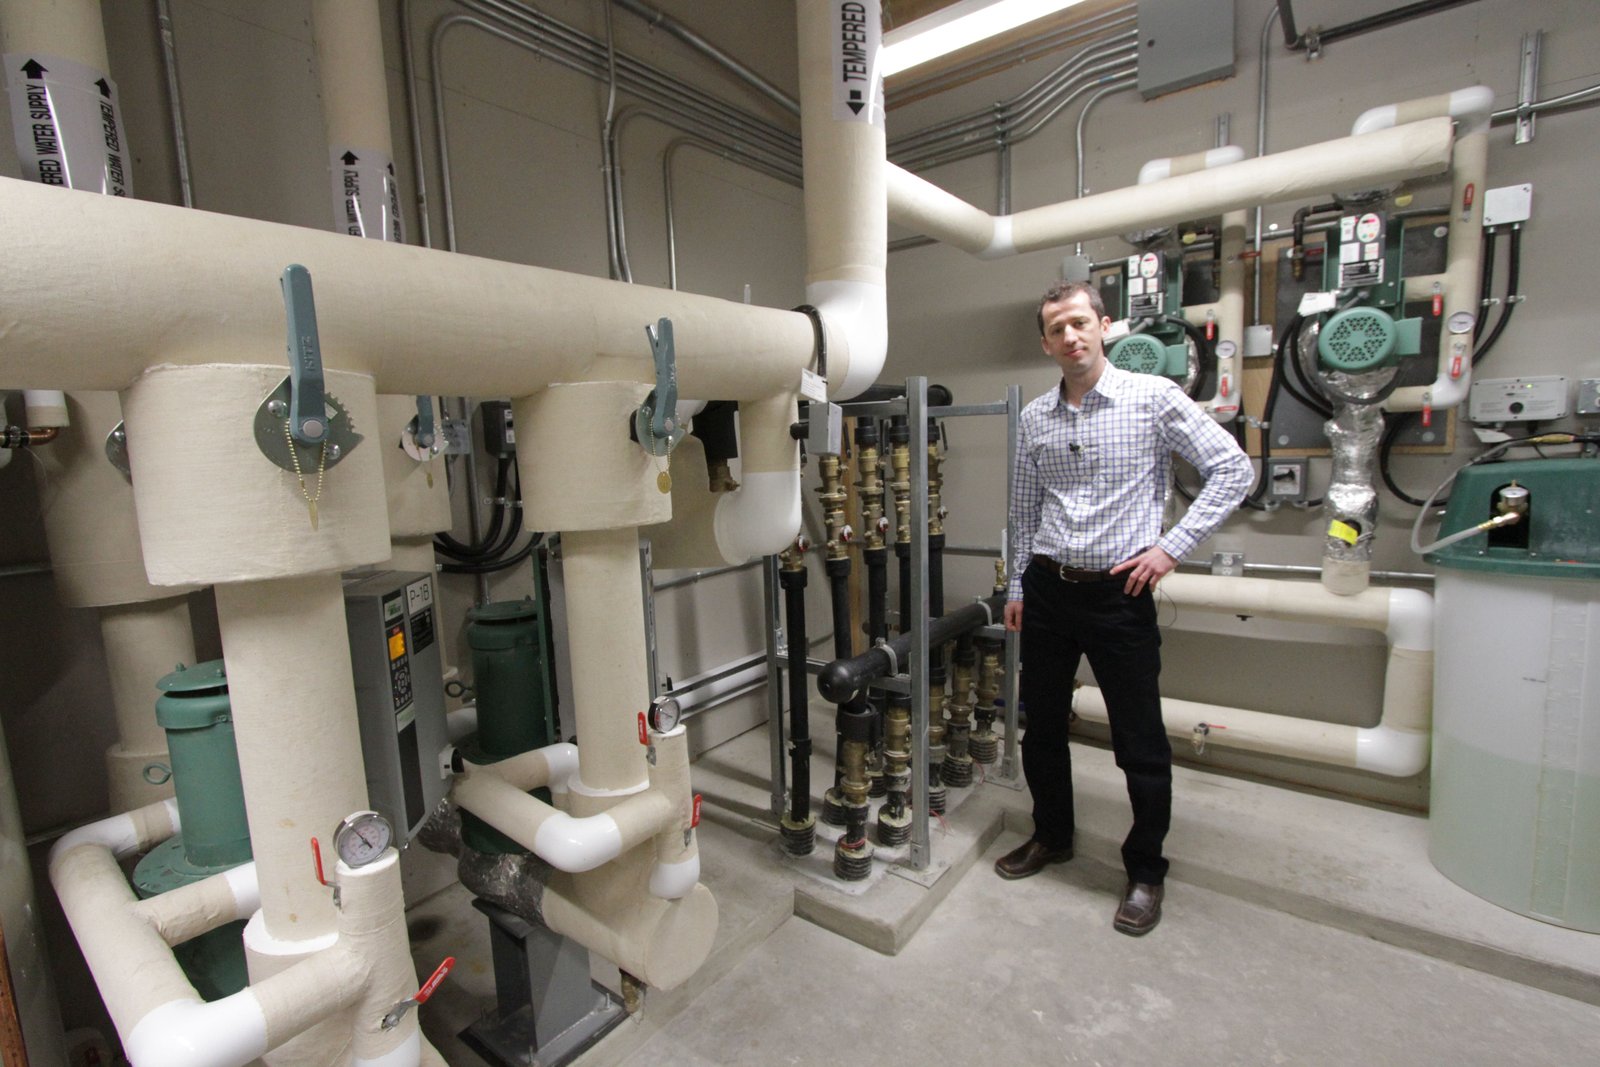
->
[[411, 703, 1600, 1065]]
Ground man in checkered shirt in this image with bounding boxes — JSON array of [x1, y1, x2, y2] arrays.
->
[[994, 281, 1252, 936]]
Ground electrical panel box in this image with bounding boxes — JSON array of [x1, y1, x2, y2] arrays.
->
[[1137, 0, 1234, 100], [1577, 379, 1600, 417], [344, 570, 450, 842], [480, 400, 517, 457], [1267, 458, 1310, 504], [1469, 376, 1569, 423], [1482, 184, 1533, 228]]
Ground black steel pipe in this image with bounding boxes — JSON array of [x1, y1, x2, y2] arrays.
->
[[1281, 0, 1480, 52], [865, 547, 888, 646], [817, 595, 1005, 703], [780, 566, 810, 823], [896, 543, 912, 637]]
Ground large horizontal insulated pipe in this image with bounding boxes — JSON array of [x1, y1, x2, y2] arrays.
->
[[0, 177, 815, 402], [885, 118, 1455, 257], [1355, 88, 1494, 413], [1074, 574, 1434, 776], [798, 0, 887, 400], [818, 594, 1005, 702]]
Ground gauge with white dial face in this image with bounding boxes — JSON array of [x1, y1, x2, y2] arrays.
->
[[1446, 311, 1475, 335], [334, 810, 392, 867], [1215, 340, 1238, 358]]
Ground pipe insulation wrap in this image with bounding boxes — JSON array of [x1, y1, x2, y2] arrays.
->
[[0, 177, 816, 401], [714, 469, 802, 562], [129, 862, 260, 948], [50, 797, 180, 862], [517, 382, 671, 533], [797, 0, 887, 401], [559, 528, 653, 791], [0, 0, 110, 69], [215, 573, 371, 943], [1322, 403, 1383, 592], [1352, 85, 1494, 135], [887, 119, 1454, 256], [32, 392, 201, 606], [491, 741, 581, 793], [23, 389, 68, 427], [1136, 145, 1246, 185], [310, 0, 394, 151], [122, 364, 391, 586], [648, 852, 700, 899]]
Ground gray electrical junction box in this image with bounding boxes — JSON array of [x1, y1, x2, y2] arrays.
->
[[343, 570, 450, 842]]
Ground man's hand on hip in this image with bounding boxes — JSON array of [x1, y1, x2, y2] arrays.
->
[[1110, 546, 1177, 596], [1004, 600, 1023, 632]]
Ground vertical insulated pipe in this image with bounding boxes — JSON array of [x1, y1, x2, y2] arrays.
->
[[558, 528, 653, 792], [213, 574, 371, 945], [99, 597, 196, 811]]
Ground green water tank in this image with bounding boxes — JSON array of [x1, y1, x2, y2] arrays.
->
[[1427, 458, 1600, 931]]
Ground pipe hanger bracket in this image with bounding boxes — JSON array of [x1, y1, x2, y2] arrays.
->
[[632, 316, 688, 457]]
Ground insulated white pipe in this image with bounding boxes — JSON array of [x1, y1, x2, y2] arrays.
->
[[1073, 574, 1434, 776], [885, 118, 1455, 257], [797, 0, 888, 400], [450, 767, 673, 872], [1132, 149, 1248, 422], [559, 528, 654, 792], [1356, 88, 1495, 414], [0, 177, 815, 402], [99, 596, 195, 809], [212, 574, 371, 945], [129, 863, 260, 948], [713, 391, 802, 562]]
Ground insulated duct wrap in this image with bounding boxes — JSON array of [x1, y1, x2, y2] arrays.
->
[[120, 363, 390, 586], [1322, 402, 1383, 595]]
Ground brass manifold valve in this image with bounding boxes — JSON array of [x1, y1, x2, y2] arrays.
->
[[927, 423, 946, 538], [941, 644, 976, 788], [969, 642, 1003, 766], [888, 424, 912, 545], [876, 697, 913, 846], [814, 454, 853, 560], [855, 423, 888, 550]]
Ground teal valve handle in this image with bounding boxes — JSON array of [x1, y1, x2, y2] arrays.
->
[[645, 317, 677, 442], [413, 395, 436, 449], [280, 265, 328, 444]]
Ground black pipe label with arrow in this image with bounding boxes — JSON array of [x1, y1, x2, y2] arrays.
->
[[4, 52, 131, 196]]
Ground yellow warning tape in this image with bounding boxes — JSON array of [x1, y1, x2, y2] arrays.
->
[[1328, 520, 1359, 545]]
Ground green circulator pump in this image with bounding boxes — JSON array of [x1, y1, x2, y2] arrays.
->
[[1314, 210, 1424, 374], [132, 660, 253, 1001], [459, 583, 561, 855]]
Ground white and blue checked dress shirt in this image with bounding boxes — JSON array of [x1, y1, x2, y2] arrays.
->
[[1007, 363, 1253, 600]]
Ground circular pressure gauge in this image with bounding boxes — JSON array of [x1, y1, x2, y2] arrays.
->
[[649, 697, 683, 733], [1446, 310, 1476, 336], [1215, 340, 1238, 359], [333, 810, 393, 867]]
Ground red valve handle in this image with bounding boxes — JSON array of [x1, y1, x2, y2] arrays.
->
[[637, 712, 648, 745], [1422, 403, 1434, 428], [1463, 182, 1475, 211], [311, 837, 329, 887], [1432, 292, 1443, 317], [691, 794, 703, 829], [1205, 318, 1215, 341], [415, 957, 455, 1005]]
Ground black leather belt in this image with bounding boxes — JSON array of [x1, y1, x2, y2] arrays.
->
[[1032, 554, 1116, 582]]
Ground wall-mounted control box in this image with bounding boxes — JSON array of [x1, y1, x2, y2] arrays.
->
[[1469, 376, 1568, 423], [1576, 379, 1600, 417], [1267, 458, 1310, 503], [344, 570, 450, 842]]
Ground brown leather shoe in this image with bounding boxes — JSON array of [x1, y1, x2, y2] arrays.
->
[[994, 839, 1072, 880], [1113, 881, 1164, 936]]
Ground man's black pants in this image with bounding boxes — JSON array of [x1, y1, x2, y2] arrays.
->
[[1019, 558, 1171, 885]]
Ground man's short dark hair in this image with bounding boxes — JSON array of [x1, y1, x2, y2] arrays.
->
[[1036, 281, 1106, 335]]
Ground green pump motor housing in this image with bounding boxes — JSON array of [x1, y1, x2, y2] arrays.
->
[[1316, 209, 1424, 372], [1109, 248, 1190, 378], [133, 660, 252, 1002]]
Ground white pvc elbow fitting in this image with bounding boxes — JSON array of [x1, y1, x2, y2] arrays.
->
[[807, 278, 888, 401], [713, 468, 802, 563]]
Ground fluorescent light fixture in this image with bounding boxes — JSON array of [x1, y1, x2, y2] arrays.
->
[[880, 0, 1090, 77]]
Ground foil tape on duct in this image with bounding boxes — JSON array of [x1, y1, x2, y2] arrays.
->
[[1322, 401, 1383, 594]]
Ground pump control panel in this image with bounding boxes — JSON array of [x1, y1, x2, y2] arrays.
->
[[344, 570, 450, 842], [1469, 376, 1569, 423]]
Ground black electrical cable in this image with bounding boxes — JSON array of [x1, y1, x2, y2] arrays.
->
[[439, 532, 543, 574], [1473, 225, 1522, 367], [435, 455, 510, 560], [1380, 225, 1524, 506], [1241, 313, 1303, 509]]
